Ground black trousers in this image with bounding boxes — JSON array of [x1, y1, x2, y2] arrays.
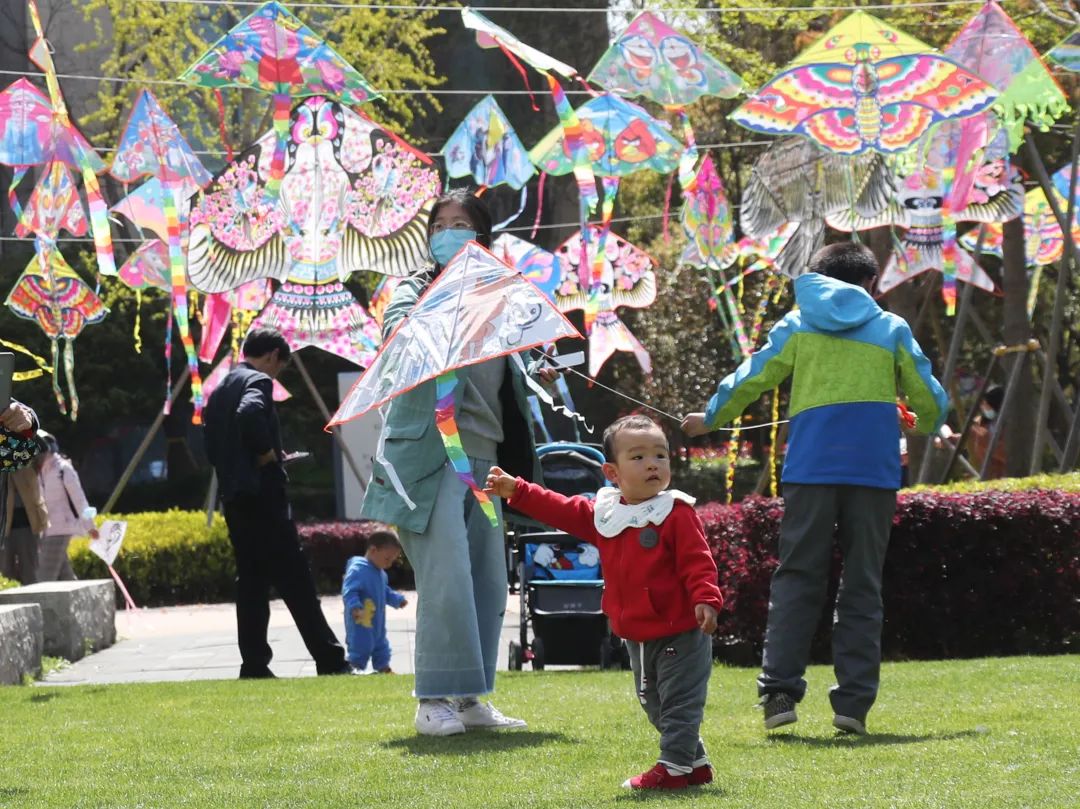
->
[[223, 491, 346, 676]]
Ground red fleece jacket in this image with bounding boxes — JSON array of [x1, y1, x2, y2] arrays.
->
[[508, 480, 724, 643]]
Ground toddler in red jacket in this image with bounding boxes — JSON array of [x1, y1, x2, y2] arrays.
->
[[486, 415, 723, 791]]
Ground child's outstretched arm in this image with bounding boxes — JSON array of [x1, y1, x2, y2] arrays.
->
[[486, 466, 600, 542], [895, 323, 949, 435], [683, 314, 799, 436]]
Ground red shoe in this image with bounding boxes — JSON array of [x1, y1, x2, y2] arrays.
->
[[687, 764, 714, 786], [622, 763, 690, 790]]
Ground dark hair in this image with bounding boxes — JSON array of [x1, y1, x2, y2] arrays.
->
[[808, 241, 879, 286], [983, 385, 1004, 411], [242, 327, 291, 361], [602, 414, 666, 461], [367, 529, 401, 552], [428, 188, 493, 249]]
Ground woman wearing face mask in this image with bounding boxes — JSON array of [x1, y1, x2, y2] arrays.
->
[[360, 189, 555, 736], [968, 385, 1006, 479]]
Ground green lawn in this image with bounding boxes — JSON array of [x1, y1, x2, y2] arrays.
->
[[3, 656, 1078, 808]]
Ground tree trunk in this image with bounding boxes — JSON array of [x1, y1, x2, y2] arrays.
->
[[1000, 213, 1033, 477]]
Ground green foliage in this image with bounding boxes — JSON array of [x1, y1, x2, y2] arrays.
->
[[913, 471, 1080, 495], [4, 659, 1080, 806], [69, 510, 235, 606], [75, 0, 443, 149], [0, 574, 21, 590]]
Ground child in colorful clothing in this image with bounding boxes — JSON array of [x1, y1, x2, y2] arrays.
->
[[342, 530, 409, 674], [486, 415, 723, 791], [683, 242, 949, 736]]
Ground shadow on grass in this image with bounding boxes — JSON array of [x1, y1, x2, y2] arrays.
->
[[0, 787, 30, 799], [766, 729, 982, 748], [28, 692, 61, 703], [614, 785, 727, 803], [383, 730, 571, 756]]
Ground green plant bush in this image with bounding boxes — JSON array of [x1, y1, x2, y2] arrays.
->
[[912, 472, 1080, 495], [0, 574, 21, 590]]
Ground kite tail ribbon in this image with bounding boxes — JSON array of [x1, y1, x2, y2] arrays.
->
[[162, 181, 204, 422], [80, 166, 116, 277], [510, 353, 592, 433], [267, 94, 291, 197], [434, 371, 499, 527], [546, 73, 598, 218], [941, 215, 958, 316], [50, 339, 65, 416], [64, 339, 78, 421]]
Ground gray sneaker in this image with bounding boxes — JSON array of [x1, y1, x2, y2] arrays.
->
[[833, 714, 867, 735], [760, 692, 798, 730]]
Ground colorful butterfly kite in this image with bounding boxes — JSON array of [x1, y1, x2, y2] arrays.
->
[[732, 11, 998, 155], [328, 242, 581, 524], [188, 96, 439, 368], [7, 163, 107, 418], [181, 0, 380, 198], [552, 226, 657, 376], [740, 137, 895, 277]]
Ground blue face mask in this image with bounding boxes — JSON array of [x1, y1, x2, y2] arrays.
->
[[429, 228, 477, 266]]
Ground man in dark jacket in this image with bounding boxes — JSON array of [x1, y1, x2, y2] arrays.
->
[[204, 328, 349, 678]]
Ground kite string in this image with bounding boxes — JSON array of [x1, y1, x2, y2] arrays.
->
[[535, 350, 789, 432]]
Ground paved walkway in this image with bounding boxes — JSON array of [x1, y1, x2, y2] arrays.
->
[[42, 591, 523, 686]]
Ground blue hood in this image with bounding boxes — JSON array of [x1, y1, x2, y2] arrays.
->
[[795, 273, 882, 333]]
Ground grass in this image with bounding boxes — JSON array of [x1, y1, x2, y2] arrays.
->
[[2, 656, 1078, 808]]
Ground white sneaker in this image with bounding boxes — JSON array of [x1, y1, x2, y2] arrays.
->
[[452, 699, 527, 730], [415, 699, 466, 736]]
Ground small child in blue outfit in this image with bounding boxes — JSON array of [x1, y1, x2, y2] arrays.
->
[[342, 530, 409, 673]]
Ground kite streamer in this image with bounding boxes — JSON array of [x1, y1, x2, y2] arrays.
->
[[434, 371, 499, 527]]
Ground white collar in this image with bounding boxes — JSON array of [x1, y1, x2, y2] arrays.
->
[[592, 487, 696, 538]]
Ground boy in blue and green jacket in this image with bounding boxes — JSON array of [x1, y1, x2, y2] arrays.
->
[[683, 241, 948, 736]]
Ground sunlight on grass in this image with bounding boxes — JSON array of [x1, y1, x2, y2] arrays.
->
[[2, 657, 1078, 807]]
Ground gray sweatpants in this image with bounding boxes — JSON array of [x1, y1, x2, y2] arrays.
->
[[757, 484, 897, 721], [626, 628, 712, 771]]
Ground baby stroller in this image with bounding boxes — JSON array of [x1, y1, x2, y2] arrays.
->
[[505, 442, 629, 671]]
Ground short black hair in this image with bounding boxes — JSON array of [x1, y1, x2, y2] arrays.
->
[[602, 414, 666, 461], [428, 188, 493, 249], [367, 529, 401, 551], [983, 385, 1004, 411], [808, 241, 879, 286], [242, 327, 291, 361]]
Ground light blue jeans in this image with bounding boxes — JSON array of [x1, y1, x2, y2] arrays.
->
[[398, 457, 507, 698]]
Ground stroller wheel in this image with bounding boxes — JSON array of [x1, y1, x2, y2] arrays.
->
[[508, 640, 524, 671], [531, 637, 545, 671]]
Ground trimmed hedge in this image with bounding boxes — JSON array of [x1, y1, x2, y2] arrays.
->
[[705, 479, 1080, 663], [65, 474, 1080, 661], [69, 511, 398, 607]]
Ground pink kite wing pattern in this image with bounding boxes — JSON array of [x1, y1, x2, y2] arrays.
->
[[553, 226, 656, 376], [587, 11, 743, 106], [679, 154, 736, 271], [118, 240, 171, 292], [110, 91, 212, 187], [187, 96, 439, 366], [111, 176, 204, 242], [328, 241, 581, 425], [188, 96, 440, 292], [15, 162, 86, 240]]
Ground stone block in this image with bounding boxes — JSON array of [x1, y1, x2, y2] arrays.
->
[[0, 580, 115, 661], [0, 603, 43, 685]]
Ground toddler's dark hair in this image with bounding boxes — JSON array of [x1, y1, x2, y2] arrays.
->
[[602, 414, 665, 461], [367, 529, 401, 551], [808, 241, 879, 286]]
